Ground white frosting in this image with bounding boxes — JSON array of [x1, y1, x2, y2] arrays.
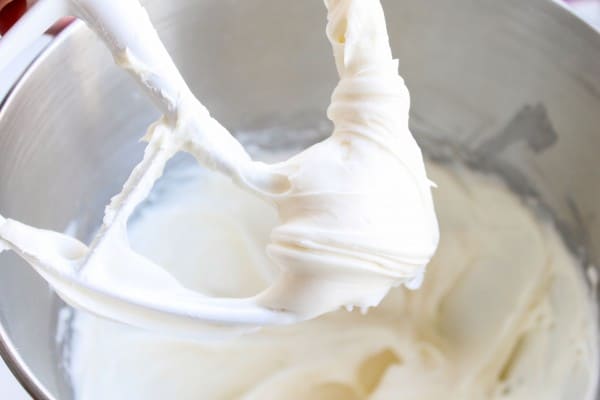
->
[[0, 0, 596, 396], [254, 0, 438, 317], [0, 0, 438, 328], [68, 161, 598, 400]]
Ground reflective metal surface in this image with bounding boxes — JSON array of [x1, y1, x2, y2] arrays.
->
[[0, 0, 599, 398]]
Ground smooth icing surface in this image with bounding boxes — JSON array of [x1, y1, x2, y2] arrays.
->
[[68, 160, 598, 400]]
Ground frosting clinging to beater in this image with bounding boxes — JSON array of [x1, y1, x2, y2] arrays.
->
[[0, 0, 439, 328], [257, 0, 439, 317]]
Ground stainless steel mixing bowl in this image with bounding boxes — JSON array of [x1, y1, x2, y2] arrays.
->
[[1, 0, 599, 398]]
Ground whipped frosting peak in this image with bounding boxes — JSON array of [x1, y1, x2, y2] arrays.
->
[[257, 0, 439, 317]]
